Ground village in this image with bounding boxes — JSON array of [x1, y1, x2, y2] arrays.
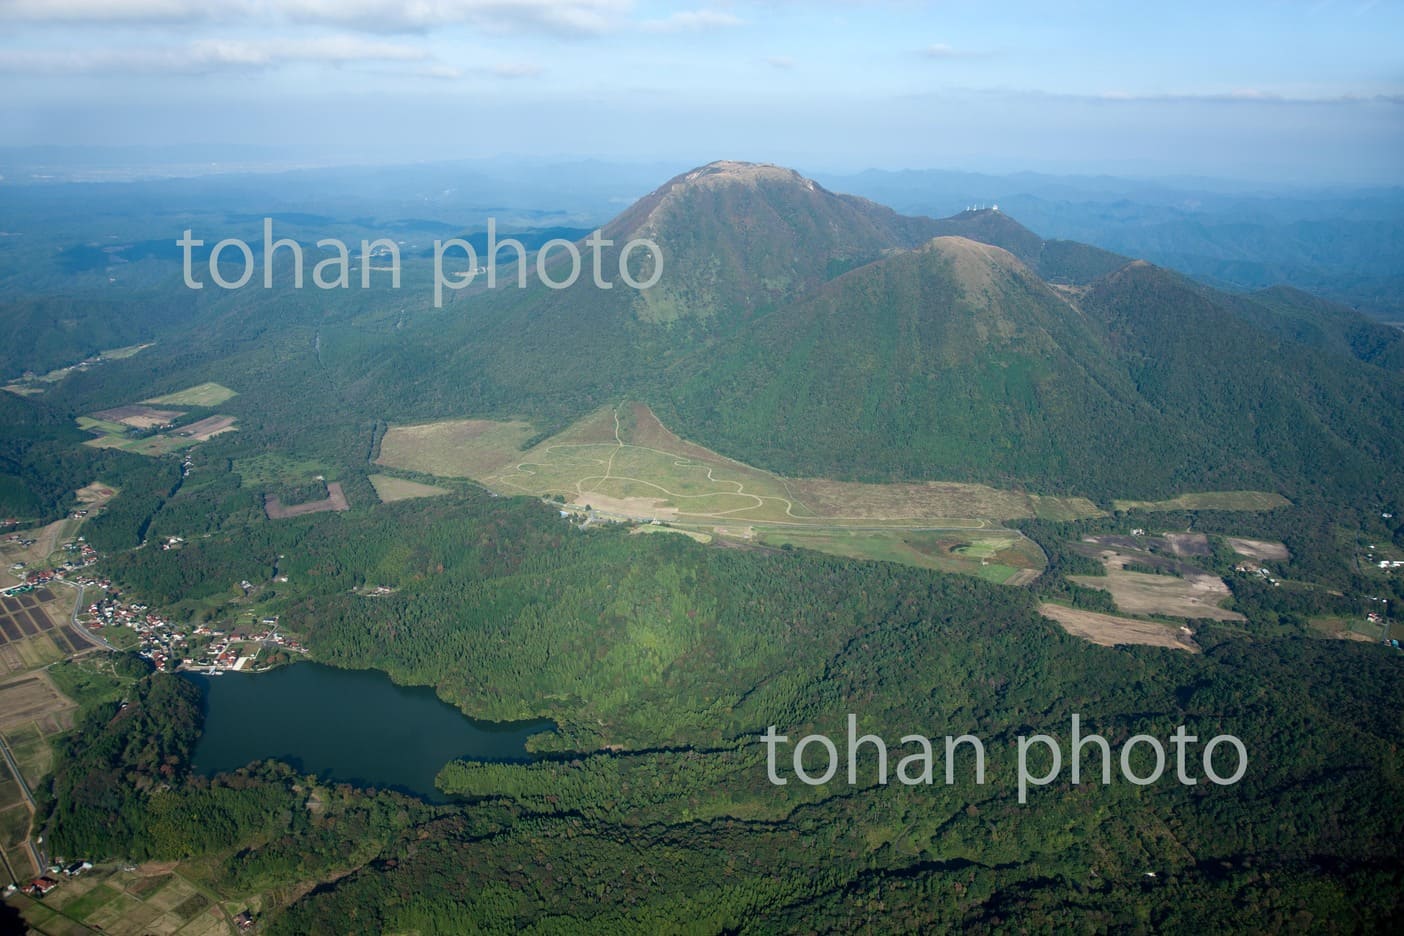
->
[[84, 593, 307, 674], [4, 526, 307, 675]]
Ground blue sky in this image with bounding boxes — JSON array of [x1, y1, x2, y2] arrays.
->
[[0, 0, 1400, 182]]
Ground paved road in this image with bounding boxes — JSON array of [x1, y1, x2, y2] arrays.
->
[[49, 580, 118, 652], [0, 731, 43, 877]]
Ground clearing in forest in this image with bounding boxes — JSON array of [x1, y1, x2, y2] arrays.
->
[[1227, 537, 1290, 561], [142, 381, 238, 407], [369, 474, 449, 503], [1069, 565, 1244, 621], [1039, 603, 1199, 652], [377, 403, 1066, 581], [1112, 491, 1289, 512], [265, 482, 350, 519]]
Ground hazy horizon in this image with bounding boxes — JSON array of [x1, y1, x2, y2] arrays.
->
[[1, 1, 1400, 185]]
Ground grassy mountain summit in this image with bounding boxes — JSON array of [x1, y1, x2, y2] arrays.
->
[[599, 159, 950, 325]]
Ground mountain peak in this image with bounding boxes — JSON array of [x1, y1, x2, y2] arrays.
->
[[920, 234, 1024, 267], [605, 160, 827, 241], [598, 160, 942, 324], [676, 160, 819, 190]]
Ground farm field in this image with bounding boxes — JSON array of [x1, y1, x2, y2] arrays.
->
[[1029, 494, 1107, 521], [756, 528, 1045, 583], [1112, 491, 1290, 512], [90, 405, 183, 430], [377, 403, 1061, 579], [1069, 532, 1246, 621], [1038, 603, 1199, 651], [1078, 532, 1212, 561], [1227, 537, 1291, 561], [174, 415, 238, 441], [143, 382, 238, 407], [9, 864, 240, 935], [80, 423, 224, 454], [0, 588, 90, 679], [0, 671, 77, 881], [76, 387, 239, 455], [264, 481, 350, 519], [1310, 615, 1385, 643], [0, 671, 78, 739], [1069, 566, 1245, 621], [368, 474, 449, 503], [377, 418, 539, 480]]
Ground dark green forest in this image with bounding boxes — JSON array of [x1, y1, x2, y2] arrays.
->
[[33, 486, 1402, 931], [8, 167, 1404, 932]]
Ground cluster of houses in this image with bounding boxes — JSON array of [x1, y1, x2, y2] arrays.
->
[[87, 595, 306, 672], [1364, 610, 1400, 649], [88, 595, 185, 670], [2, 536, 99, 594], [56, 538, 99, 572], [184, 618, 307, 672], [14, 860, 92, 899], [1364, 542, 1403, 570], [79, 560, 312, 674], [187, 623, 259, 672], [1233, 561, 1281, 586]]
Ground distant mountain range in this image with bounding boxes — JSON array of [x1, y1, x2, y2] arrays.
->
[[815, 167, 1404, 320]]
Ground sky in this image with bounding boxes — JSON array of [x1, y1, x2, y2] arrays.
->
[[0, 0, 1400, 183]]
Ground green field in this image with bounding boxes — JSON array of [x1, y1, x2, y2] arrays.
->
[[81, 429, 202, 456], [1031, 493, 1107, 521], [57, 882, 122, 920], [142, 381, 238, 407], [77, 398, 241, 456], [368, 474, 450, 503], [232, 453, 332, 487], [378, 403, 1061, 581], [380, 403, 1094, 529], [98, 343, 153, 361], [755, 528, 1044, 582], [1112, 490, 1290, 512], [12, 865, 231, 936], [76, 415, 131, 436], [376, 417, 540, 480]]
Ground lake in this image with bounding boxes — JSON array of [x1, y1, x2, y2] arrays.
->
[[184, 662, 551, 802]]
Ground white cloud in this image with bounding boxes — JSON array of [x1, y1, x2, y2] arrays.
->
[[639, 9, 743, 33], [0, 35, 428, 73], [0, 0, 246, 22], [0, 0, 635, 34], [277, 0, 632, 35]]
